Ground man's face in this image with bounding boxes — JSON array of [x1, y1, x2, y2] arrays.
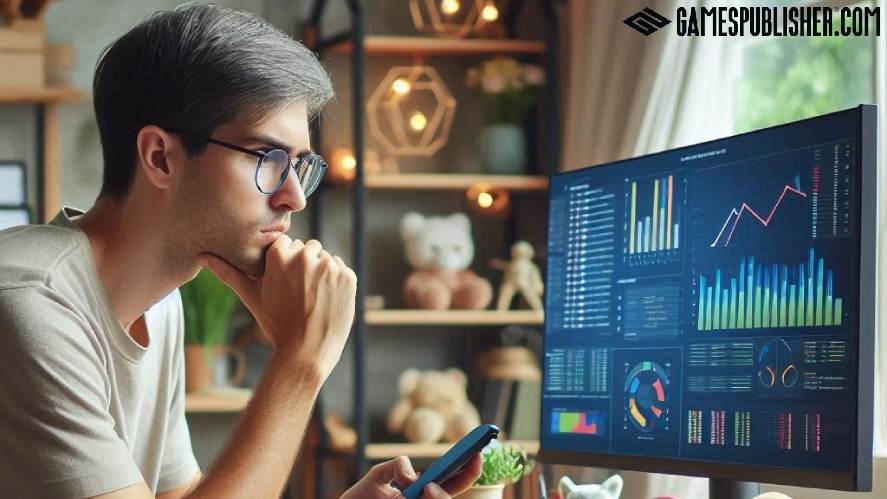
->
[[168, 101, 310, 277]]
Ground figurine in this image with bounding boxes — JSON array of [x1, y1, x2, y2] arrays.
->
[[491, 240, 544, 312]]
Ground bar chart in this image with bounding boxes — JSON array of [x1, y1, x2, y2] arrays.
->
[[551, 410, 607, 435], [695, 248, 844, 331], [624, 172, 685, 265]]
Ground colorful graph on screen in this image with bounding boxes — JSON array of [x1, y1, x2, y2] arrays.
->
[[551, 410, 606, 435], [695, 248, 844, 331], [710, 176, 807, 247], [624, 361, 671, 432], [624, 172, 685, 265]]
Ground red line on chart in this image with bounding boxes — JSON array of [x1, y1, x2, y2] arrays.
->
[[711, 185, 807, 247]]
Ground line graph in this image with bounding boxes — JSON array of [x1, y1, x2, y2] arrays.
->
[[710, 176, 807, 247]]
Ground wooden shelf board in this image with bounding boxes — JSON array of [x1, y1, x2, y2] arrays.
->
[[360, 173, 548, 192], [360, 440, 539, 460], [366, 309, 544, 326], [0, 86, 85, 104], [325, 36, 545, 56], [185, 386, 253, 413]]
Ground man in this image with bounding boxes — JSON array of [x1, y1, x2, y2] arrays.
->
[[0, 4, 481, 498]]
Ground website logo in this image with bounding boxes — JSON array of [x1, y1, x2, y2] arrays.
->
[[624, 7, 673, 36]]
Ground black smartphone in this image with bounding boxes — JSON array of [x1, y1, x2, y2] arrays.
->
[[398, 424, 500, 499]]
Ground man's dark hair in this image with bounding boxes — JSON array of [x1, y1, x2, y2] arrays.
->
[[93, 3, 334, 199]]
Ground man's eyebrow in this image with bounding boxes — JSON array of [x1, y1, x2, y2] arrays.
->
[[241, 133, 309, 156]]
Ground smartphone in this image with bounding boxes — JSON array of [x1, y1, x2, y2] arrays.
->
[[398, 424, 500, 499]]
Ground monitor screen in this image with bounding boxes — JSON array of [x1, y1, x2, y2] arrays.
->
[[539, 105, 877, 491]]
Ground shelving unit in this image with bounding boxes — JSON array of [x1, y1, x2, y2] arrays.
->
[[0, 86, 86, 222], [305, 2, 559, 497], [184, 387, 253, 413]]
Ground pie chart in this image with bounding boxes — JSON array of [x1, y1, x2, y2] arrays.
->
[[624, 361, 670, 432]]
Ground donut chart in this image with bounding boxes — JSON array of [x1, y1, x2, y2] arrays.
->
[[624, 361, 670, 432]]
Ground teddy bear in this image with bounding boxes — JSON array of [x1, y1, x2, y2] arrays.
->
[[387, 368, 481, 444], [400, 212, 492, 310]]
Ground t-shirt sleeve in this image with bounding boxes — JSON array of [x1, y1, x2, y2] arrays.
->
[[157, 289, 200, 494], [0, 286, 144, 498]]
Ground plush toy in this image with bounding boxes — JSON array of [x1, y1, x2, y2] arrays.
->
[[387, 368, 482, 444], [400, 212, 492, 310], [559, 474, 623, 499], [490, 240, 544, 311]]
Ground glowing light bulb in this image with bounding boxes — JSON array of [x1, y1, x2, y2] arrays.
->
[[481, 4, 499, 21], [392, 78, 411, 95], [477, 192, 494, 208], [342, 154, 357, 170], [409, 111, 428, 132], [441, 0, 460, 15]]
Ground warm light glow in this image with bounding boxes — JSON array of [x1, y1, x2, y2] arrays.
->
[[441, 0, 460, 15], [481, 4, 498, 21], [392, 78, 411, 95], [409, 111, 428, 132], [477, 192, 494, 208], [341, 154, 357, 170]]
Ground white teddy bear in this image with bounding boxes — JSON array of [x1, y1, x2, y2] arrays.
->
[[400, 212, 492, 310]]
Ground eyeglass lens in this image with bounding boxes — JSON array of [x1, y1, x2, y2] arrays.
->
[[256, 150, 325, 196]]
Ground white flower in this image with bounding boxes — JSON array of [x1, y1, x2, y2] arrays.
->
[[523, 64, 545, 86], [482, 74, 507, 94]]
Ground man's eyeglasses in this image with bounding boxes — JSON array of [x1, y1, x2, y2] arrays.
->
[[165, 128, 327, 197]]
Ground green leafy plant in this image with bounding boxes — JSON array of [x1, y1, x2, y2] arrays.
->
[[475, 443, 534, 486], [180, 269, 240, 346]]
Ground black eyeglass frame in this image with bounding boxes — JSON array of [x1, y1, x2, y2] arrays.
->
[[164, 127, 328, 196]]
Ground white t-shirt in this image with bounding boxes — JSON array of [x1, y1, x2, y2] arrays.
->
[[0, 207, 199, 498]]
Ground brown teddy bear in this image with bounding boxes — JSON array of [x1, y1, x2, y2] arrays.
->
[[400, 212, 492, 310], [387, 368, 481, 444]]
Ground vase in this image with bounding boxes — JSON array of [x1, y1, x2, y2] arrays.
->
[[185, 345, 247, 393], [460, 484, 506, 499], [478, 123, 526, 174]]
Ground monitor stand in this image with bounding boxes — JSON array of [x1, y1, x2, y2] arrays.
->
[[709, 479, 760, 499]]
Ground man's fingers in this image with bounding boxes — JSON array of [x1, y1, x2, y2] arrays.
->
[[302, 239, 323, 258], [369, 456, 417, 486], [439, 453, 482, 496], [197, 253, 260, 305]]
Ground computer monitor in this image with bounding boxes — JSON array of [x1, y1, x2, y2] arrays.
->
[[538, 105, 877, 498]]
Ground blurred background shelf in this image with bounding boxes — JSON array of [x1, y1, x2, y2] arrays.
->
[[326, 440, 540, 460], [361, 173, 549, 192], [366, 309, 544, 326], [0, 86, 84, 104], [185, 387, 253, 413], [323, 35, 545, 56]]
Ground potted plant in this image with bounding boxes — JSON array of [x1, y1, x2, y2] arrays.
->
[[465, 56, 545, 174], [180, 269, 245, 393], [462, 442, 535, 499]]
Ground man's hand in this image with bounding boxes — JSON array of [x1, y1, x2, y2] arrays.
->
[[199, 236, 356, 381], [340, 454, 483, 499]]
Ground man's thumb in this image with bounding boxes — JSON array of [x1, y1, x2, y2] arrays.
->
[[197, 253, 259, 305]]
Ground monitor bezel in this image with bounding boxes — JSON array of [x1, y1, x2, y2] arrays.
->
[[537, 104, 877, 492]]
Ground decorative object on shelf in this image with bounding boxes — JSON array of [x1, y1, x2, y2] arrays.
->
[[365, 294, 385, 310], [490, 240, 544, 311], [466, 182, 510, 217], [180, 269, 246, 393], [328, 147, 399, 182], [466, 56, 545, 174], [462, 442, 534, 499], [0, 0, 53, 88], [0, 161, 26, 205], [558, 474, 623, 499], [368, 66, 456, 156], [401, 211, 492, 310], [44, 42, 74, 86], [323, 412, 357, 451], [387, 368, 481, 444], [478, 345, 541, 381], [409, 0, 500, 39], [477, 345, 541, 440]]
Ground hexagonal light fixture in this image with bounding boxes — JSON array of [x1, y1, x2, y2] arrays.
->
[[367, 66, 456, 156], [409, 0, 499, 38]]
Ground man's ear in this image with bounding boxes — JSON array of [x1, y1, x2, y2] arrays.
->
[[135, 125, 181, 190]]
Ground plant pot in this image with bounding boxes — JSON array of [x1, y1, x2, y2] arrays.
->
[[478, 124, 526, 174], [459, 484, 506, 499], [185, 345, 247, 393]]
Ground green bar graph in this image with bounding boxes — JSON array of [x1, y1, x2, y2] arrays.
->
[[697, 248, 844, 331]]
